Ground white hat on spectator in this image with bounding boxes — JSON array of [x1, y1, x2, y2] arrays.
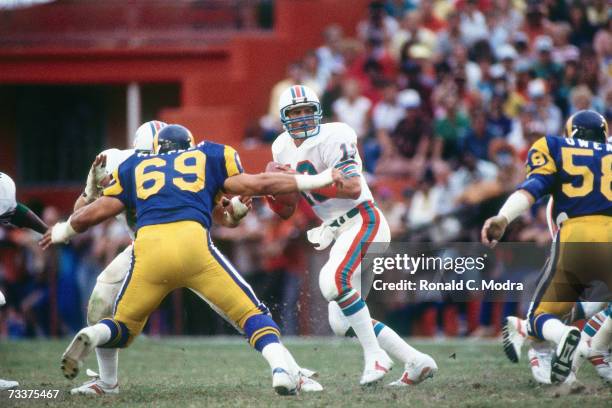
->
[[496, 44, 517, 61], [535, 35, 553, 52], [398, 89, 421, 109], [528, 79, 547, 98], [489, 64, 506, 79], [409, 44, 432, 60]]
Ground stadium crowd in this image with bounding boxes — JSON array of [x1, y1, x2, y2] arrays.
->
[[1, 0, 611, 340]]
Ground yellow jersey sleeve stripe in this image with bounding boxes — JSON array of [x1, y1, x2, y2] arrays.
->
[[223, 145, 242, 178], [103, 168, 124, 197]]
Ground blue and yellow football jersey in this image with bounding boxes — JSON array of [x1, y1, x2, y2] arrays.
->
[[103, 141, 243, 230], [520, 136, 612, 220]]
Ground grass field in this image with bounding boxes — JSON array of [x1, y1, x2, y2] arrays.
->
[[0, 337, 610, 407]]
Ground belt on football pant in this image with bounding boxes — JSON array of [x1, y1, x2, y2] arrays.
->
[[328, 201, 376, 228]]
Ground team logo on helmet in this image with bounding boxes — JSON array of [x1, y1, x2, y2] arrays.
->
[[278, 85, 323, 139]]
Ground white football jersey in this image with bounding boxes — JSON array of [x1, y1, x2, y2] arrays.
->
[[0, 172, 17, 217], [99, 148, 137, 239], [272, 122, 373, 223]]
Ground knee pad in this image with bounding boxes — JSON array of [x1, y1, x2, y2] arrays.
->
[[243, 313, 281, 352], [87, 282, 121, 326], [328, 302, 351, 337]]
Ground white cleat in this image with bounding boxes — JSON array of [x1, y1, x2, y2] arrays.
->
[[298, 373, 323, 392], [551, 327, 581, 384], [576, 339, 612, 384], [588, 351, 612, 384], [0, 379, 19, 390], [298, 367, 318, 378], [528, 347, 552, 384], [360, 350, 393, 386], [272, 368, 298, 396], [70, 370, 118, 395], [61, 327, 99, 380], [502, 316, 527, 363], [388, 353, 437, 387]]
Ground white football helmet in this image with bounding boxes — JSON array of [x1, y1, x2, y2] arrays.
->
[[133, 120, 167, 152], [278, 85, 323, 139], [0, 172, 17, 216]]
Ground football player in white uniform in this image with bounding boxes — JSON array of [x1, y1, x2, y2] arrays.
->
[[269, 85, 437, 386], [68, 120, 168, 395], [0, 171, 48, 390]]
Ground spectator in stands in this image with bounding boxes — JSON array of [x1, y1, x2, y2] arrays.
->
[[435, 11, 463, 58], [449, 44, 481, 92], [569, 84, 597, 114], [568, 2, 597, 48], [532, 35, 564, 82], [317, 24, 345, 90], [525, 78, 562, 136], [376, 89, 431, 178], [332, 78, 372, 139], [461, 109, 497, 161], [391, 10, 436, 61], [458, 0, 489, 46], [433, 92, 470, 162], [357, 1, 399, 43], [487, 94, 512, 139]]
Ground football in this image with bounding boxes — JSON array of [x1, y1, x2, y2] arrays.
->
[[265, 161, 300, 207]]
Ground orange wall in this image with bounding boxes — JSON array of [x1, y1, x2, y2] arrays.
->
[[0, 0, 370, 208]]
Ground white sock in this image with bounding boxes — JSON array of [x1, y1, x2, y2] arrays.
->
[[344, 306, 381, 357], [591, 316, 612, 352], [95, 348, 118, 386], [541, 318, 569, 344], [89, 323, 112, 346], [261, 342, 289, 372], [282, 344, 301, 377], [377, 326, 421, 364]]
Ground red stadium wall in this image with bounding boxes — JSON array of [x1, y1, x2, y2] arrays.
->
[[0, 0, 370, 209]]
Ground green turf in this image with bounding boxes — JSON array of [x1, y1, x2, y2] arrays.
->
[[0, 337, 610, 407]]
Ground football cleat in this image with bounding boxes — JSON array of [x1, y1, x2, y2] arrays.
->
[[551, 327, 581, 384], [388, 353, 437, 387], [502, 316, 527, 363], [588, 352, 612, 384], [575, 338, 612, 384], [61, 327, 99, 380], [298, 373, 323, 392], [70, 370, 118, 395], [0, 379, 19, 390], [298, 367, 318, 378], [528, 347, 552, 384], [272, 367, 298, 396], [360, 350, 393, 386]]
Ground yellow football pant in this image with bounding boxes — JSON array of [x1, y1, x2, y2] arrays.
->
[[111, 221, 267, 346]]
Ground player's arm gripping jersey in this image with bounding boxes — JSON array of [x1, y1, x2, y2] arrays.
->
[[103, 142, 243, 231]]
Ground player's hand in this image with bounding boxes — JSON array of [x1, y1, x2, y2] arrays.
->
[[39, 228, 53, 250], [481, 215, 508, 248], [84, 154, 107, 203], [331, 168, 345, 189], [222, 195, 252, 220]]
